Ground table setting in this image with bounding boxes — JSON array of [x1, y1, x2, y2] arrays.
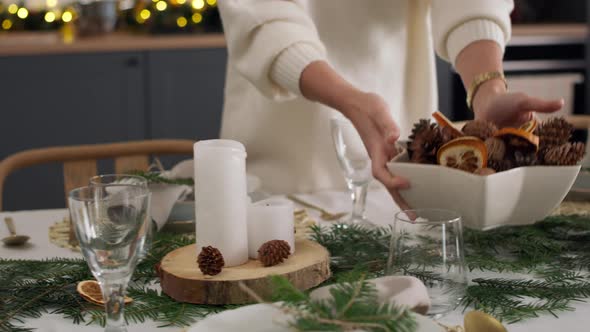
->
[[2, 114, 590, 332]]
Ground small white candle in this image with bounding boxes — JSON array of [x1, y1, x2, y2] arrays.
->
[[194, 140, 249, 267], [248, 198, 295, 259]]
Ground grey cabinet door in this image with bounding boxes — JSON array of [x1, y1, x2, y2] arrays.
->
[[0, 52, 145, 210], [147, 48, 227, 141]]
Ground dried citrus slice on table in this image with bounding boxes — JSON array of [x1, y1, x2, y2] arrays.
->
[[437, 137, 488, 173], [77, 280, 133, 305], [432, 111, 464, 138]]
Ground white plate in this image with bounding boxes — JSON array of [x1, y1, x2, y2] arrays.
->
[[187, 303, 444, 332]]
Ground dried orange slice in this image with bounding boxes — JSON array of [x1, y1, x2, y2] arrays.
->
[[77, 280, 133, 305], [437, 137, 488, 173], [432, 111, 464, 138], [519, 118, 538, 133], [494, 127, 539, 152]]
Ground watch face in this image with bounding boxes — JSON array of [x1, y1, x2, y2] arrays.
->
[[512, 0, 586, 24]]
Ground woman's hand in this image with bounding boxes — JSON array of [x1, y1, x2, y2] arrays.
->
[[342, 92, 411, 208], [300, 61, 410, 207], [472, 79, 564, 127]]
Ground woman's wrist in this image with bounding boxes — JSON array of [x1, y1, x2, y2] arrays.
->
[[472, 78, 507, 117]]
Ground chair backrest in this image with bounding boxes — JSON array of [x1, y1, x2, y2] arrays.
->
[[0, 139, 195, 211]]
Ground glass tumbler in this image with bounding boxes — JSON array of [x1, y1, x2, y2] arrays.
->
[[387, 209, 467, 319]]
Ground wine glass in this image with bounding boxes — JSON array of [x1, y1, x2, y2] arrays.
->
[[386, 209, 467, 319], [90, 174, 154, 260], [69, 184, 151, 332], [330, 117, 373, 226]]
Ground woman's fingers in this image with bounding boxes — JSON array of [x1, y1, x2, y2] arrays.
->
[[371, 150, 410, 190], [516, 95, 564, 114]]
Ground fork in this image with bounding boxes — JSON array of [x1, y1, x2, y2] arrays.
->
[[286, 195, 347, 221]]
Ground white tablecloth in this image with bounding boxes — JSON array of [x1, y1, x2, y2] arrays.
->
[[2, 189, 589, 331]]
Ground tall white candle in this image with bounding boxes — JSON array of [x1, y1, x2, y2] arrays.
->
[[247, 198, 295, 259], [194, 140, 249, 267]]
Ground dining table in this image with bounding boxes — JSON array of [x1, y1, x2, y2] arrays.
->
[[2, 188, 589, 332]]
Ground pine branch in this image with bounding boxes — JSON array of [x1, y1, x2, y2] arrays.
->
[[127, 170, 194, 186]]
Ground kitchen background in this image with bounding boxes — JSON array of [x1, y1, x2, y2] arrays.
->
[[0, 0, 588, 210]]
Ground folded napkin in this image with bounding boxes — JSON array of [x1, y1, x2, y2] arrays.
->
[[310, 275, 431, 315]]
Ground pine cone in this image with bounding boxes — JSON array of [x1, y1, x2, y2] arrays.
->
[[514, 151, 538, 167], [440, 125, 462, 145], [488, 159, 514, 172], [462, 120, 498, 140], [542, 142, 586, 166], [536, 117, 573, 150], [485, 137, 506, 161], [258, 240, 291, 267], [197, 246, 225, 276], [408, 119, 442, 164]]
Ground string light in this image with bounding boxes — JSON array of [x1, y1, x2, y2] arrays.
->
[[206, 0, 216, 6], [191, 12, 202, 23], [176, 16, 187, 28], [17, 8, 28, 19], [44, 11, 56, 23], [156, 1, 167, 11], [46, 0, 58, 8], [7, 4, 18, 14], [2, 19, 12, 30], [62, 11, 73, 23], [177, 0, 186, 4], [140, 9, 151, 20], [192, 0, 205, 10]]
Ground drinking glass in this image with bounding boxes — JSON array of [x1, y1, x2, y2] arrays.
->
[[330, 117, 373, 226], [90, 174, 154, 260], [69, 184, 151, 332], [386, 209, 467, 319]]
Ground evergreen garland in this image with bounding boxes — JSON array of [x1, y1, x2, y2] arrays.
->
[[1, 214, 590, 331]]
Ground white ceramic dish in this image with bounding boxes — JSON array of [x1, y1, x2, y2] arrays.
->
[[387, 151, 581, 230], [187, 303, 443, 332]]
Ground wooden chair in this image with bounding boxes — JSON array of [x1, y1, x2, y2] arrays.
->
[[0, 139, 195, 245], [0, 139, 195, 212]]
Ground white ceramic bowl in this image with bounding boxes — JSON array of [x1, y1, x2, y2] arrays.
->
[[387, 151, 581, 230]]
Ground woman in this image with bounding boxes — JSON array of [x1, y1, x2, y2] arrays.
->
[[217, 0, 563, 199]]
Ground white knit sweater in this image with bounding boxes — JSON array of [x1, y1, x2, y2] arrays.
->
[[218, 0, 513, 194]]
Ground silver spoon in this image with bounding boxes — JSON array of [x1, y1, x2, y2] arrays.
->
[[2, 217, 30, 246]]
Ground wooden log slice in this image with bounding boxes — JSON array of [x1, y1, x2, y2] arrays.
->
[[159, 239, 331, 304]]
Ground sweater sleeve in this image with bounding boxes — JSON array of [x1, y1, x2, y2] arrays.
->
[[218, 0, 327, 100], [431, 0, 514, 67]]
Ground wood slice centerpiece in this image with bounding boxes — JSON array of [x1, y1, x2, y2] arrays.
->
[[159, 239, 331, 304]]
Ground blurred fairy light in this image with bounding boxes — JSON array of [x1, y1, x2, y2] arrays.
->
[[156, 1, 167, 11], [44, 11, 56, 23], [140, 9, 151, 20], [17, 7, 29, 19], [2, 19, 12, 30], [191, 12, 202, 23], [206, 0, 216, 6], [46, 0, 58, 8], [177, 0, 186, 4], [62, 10, 73, 23], [176, 16, 187, 28], [8, 4, 18, 14], [192, 0, 204, 10]]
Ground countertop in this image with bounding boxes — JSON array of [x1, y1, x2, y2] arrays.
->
[[0, 24, 586, 57], [0, 32, 226, 56]]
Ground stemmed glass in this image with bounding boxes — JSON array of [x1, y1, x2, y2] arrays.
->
[[330, 117, 373, 226], [89, 174, 153, 260], [69, 184, 151, 332], [386, 209, 468, 319]]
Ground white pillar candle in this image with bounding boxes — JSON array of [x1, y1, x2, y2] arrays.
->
[[194, 140, 249, 267], [247, 198, 295, 259]]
